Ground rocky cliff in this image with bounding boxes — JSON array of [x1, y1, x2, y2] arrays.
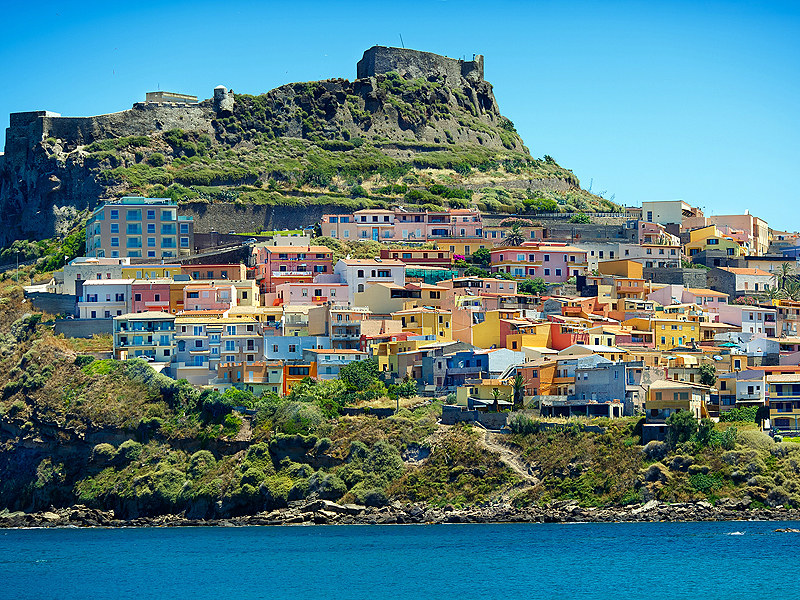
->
[[0, 46, 609, 246]]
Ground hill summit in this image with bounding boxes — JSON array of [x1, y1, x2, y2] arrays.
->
[[0, 46, 615, 245]]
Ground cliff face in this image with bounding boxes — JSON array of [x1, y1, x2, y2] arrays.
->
[[0, 46, 579, 246]]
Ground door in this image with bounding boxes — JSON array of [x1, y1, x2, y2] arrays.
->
[[372, 228, 379, 241]]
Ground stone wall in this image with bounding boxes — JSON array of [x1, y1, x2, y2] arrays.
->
[[54, 318, 113, 338], [440, 405, 508, 429], [357, 46, 483, 83], [643, 267, 708, 288], [180, 202, 353, 234], [24, 292, 76, 316]]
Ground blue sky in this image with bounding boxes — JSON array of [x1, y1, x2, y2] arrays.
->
[[2, 0, 798, 227]]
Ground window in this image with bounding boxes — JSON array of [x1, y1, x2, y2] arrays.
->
[[110, 209, 119, 219], [180, 237, 190, 248], [225, 340, 235, 352], [111, 237, 119, 247], [180, 223, 190, 234], [288, 344, 297, 353], [543, 254, 550, 262], [555, 269, 562, 276], [147, 237, 156, 247], [147, 223, 156, 234], [110, 223, 119, 234], [126, 209, 141, 221], [357, 269, 364, 278]]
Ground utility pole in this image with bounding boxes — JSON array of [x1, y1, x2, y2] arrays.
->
[[16, 250, 19, 283]]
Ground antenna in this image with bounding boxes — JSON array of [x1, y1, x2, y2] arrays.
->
[[399, 33, 405, 48]]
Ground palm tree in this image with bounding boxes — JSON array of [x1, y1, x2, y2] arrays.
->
[[501, 223, 526, 247], [772, 262, 795, 290], [760, 286, 783, 304], [784, 278, 800, 301], [512, 373, 526, 411]]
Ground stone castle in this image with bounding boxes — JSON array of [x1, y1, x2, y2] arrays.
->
[[357, 46, 484, 83]]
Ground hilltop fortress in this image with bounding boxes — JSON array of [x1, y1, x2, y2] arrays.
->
[[0, 46, 536, 246], [357, 46, 484, 82]]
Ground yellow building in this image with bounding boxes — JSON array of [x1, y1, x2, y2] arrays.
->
[[646, 379, 711, 422], [355, 282, 445, 316], [374, 335, 437, 378], [685, 225, 746, 258], [120, 264, 182, 280], [598, 259, 644, 279], [435, 238, 488, 259], [392, 307, 452, 342], [456, 378, 514, 408], [625, 317, 701, 350]]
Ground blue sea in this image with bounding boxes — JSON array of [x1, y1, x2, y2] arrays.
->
[[0, 521, 795, 600]]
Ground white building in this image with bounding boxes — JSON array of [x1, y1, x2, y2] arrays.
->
[[333, 258, 405, 295], [78, 279, 134, 319]]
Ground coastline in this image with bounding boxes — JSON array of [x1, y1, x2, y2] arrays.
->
[[3, 498, 800, 528]]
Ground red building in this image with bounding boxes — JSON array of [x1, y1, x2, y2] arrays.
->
[[379, 248, 453, 268], [252, 245, 334, 294]]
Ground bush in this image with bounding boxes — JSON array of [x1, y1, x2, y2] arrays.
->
[[188, 450, 216, 478], [568, 213, 590, 223], [719, 405, 758, 423], [147, 153, 165, 167], [91, 443, 116, 464], [115, 440, 143, 464], [665, 411, 698, 448], [350, 185, 368, 198]]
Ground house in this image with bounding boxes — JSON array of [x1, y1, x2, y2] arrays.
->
[[392, 306, 452, 342], [274, 281, 350, 306], [766, 374, 800, 434], [455, 378, 514, 410], [181, 263, 247, 281], [264, 335, 331, 361], [685, 225, 746, 259], [77, 279, 134, 319], [641, 200, 702, 235], [717, 304, 777, 337], [182, 282, 237, 312], [308, 304, 373, 350], [489, 243, 589, 282], [304, 348, 368, 380], [333, 258, 405, 295], [643, 379, 711, 442], [85, 196, 194, 259], [217, 361, 284, 396], [131, 280, 172, 313], [354, 282, 445, 316], [706, 267, 774, 299], [717, 370, 766, 413], [379, 248, 453, 268], [253, 245, 334, 293], [172, 317, 263, 385], [113, 311, 175, 362]]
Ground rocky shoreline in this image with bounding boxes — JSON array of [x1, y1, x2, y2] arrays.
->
[[2, 498, 800, 528]]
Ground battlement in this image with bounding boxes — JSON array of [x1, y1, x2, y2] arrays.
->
[[145, 91, 197, 104], [356, 46, 484, 83]]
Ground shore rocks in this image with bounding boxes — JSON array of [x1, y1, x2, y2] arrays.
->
[[2, 499, 799, 529]]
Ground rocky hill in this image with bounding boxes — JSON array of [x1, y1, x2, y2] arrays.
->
[[0, 46, 618, 246]]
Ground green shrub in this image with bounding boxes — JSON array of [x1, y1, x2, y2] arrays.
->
[[91, 443, 116, 464], [187, 450, 216, 478], [147, 153, 165, 167], [115, 440, 143, 464]]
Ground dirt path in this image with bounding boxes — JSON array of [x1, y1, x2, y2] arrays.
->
[[479, 429, 539, 486]]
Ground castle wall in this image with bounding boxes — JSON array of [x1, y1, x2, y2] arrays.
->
[[40, 103, 215, 147], [357, 46, 483, 83], [179, 202, 353, 234]]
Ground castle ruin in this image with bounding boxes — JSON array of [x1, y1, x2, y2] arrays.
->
[[357, 46, 484, 83]]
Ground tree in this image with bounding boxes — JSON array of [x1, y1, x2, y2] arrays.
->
[[518, 277, 548, 295], [464, 266, 489, 278], [772, 262, 795, 290], [784, 279, 800, 301], [339, 358, 380, 391], [471, 248, 491, 267], [699, 363, 717, 387], [569, 213, 590, 224], [665, 410, 698, 448], [491, 387, 501, 412], [512, 373, 525, 411], [501, 223, 526, 247]]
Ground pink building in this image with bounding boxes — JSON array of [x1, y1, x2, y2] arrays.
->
[[490, 243, 589, 283], [183, 283, 237, 312], [252, 245, 334, 293], [274, 281, 350, 305], [320, 208, 482, 242], [132, 280, 171, 313]]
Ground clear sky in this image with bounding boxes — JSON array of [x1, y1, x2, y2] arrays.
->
[[1, 0, 798, 228]]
